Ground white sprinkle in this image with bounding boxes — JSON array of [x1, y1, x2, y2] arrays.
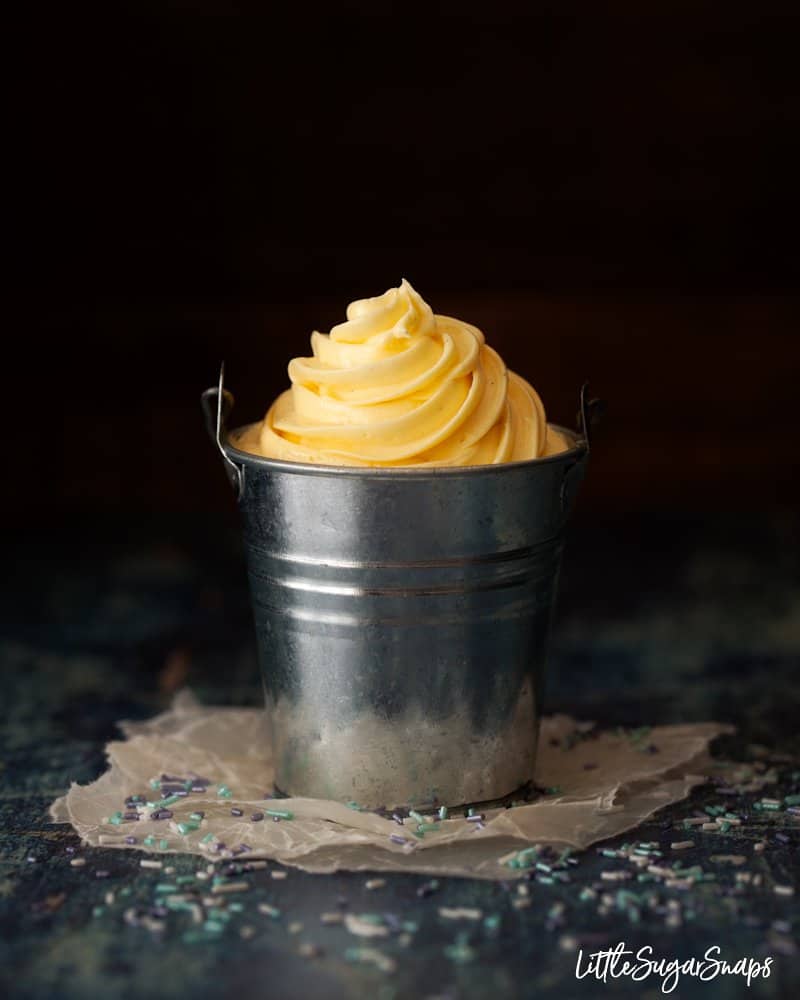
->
[[754, 841, 766, 853], [320, 912, 343, 924], [710, 854, 747, 865], [511, 897, 531, 910], [271, 871, 287, 880], [601, 870, 632, 881], [344, 914, 389, 938], [774, 885, 795, 897], [164, 866, 175, 875], [245, 861, 268, 870], [288, 922, 303, 934], [517, 884, 530, 897], [365, 878, 386, 891], [211, 881, 250, 894], [98, 836, 127, 846], [104, 892, 115, 906], [701, 822, 720, 831], [195, 871, 209, 881], [438, 907, 483, 920], [70, 858, 86, 868], [670, 840, 694, 850], [240, 925, 256, 940], [139, 859, 163, 870]]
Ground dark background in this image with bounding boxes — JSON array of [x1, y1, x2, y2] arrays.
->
[[11, 2, 800, 517]]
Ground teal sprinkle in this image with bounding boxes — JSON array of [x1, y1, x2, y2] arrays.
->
[[537, 875, 554, 884], [718, 821, 731, 833], [158, 795, 181, 808], [184, 780, 193, 790], [507, 858, 520, 869], [402, 920, 418, 933], [261, 904, 281, 918], [189, 812, 204, 822], [149, 779, 160, 790], [408, 810, 425, 824], [158, 839, 169, 850], [417, 823, 440, 833], [108, 816, 122, 826], [444, 934, 476, 964], [546, 786, 561, 795], [761, 802, 781, 811], [119, 887, 132, 898], [412, 830, 425, 839], [784, 794, 800, 806], [92, 905, 105, 918], [535, 862, 552, 873], [203, 920, 225, 933], [265, 809, 294, 820], [177, 822, 200, 836], [467, 807, 477, 817], [345, 801, 362, 811], [143, 835, 155, 847], [218, 789, 232, 799], [579, 888, 595, 900], [155, 883, 178, 894], [201, 833, 215, 844], [484, 913, 501, 932], [176, 875, 196, 885], [438, 806, 448, 820], [601, 849, 618, 858], [356, 913, 385, 925], [228, 902, 244, 913]]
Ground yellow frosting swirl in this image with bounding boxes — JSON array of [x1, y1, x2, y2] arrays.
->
[[243, 280, 569, 466]]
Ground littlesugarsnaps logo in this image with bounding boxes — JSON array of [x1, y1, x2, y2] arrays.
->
[[575, 942, 773, 993]]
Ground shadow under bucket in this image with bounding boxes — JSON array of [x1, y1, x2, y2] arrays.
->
[[203, 370, 594, 810]]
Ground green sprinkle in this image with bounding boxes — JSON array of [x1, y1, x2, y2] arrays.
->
[[203, 920, 225, 933], [408, 810, 425, 824], [177, 822, 200, 836], [92, 905, 105, 918], [158, 839, 169, 850], [265, 809, 293, 820], [189, 812, 204, 822], [201, 833, 215, 844], [484, 913, 501, 931], [155, 883, 178, 893], [537, 875, 554, 884], [535, 862, 552, 873], [176, 875, 196, 885], [356, 913, 384, 925], [601, 849, 619, 858], [345, 801, 362, 811], [718, 821, 731, 833], [184, 780, 193, 790], [150, 778, 160, 789], [467, 807, 477, 817], [402, 920, 419, 933], [108, 815, 123, 826], [411, 829, 425, 839], [761, 802, 781, 811], [158, 795, 181, 808], [143, 835, 155, 847], [228, 902, 244, 913], [784, 794, 800, 806], [417, 823, 440, 833], [218, 789, 232, 799], [438, 806, 448, 820], [546, 786, 561, 795]]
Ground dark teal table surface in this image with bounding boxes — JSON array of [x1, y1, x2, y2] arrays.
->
[[1, 512, 798, 999]]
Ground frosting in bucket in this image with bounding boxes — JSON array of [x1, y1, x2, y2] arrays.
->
[[240, 280, 568, 466]]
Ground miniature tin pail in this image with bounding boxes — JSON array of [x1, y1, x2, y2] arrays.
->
[[203, 369, 592, 809]]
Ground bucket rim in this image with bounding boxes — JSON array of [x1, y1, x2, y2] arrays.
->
[[222, 422, 588, 478]]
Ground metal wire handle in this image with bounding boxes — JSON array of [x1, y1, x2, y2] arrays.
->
[[200, 362, 244, 499]]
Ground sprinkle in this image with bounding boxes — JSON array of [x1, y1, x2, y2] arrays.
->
[[259, 903, 281, 918], [140, 859, 163, 870], [201, 833, 215, 844], [344, 914, 389, 938], [189, 812, 204, 821], [601, 871, 631, 881], [389, 834, 408, 846], [158, 839, 169, 850], [466, 814, 485, 823], [271, 871, 287, 880], [438, 806, 448, 820], [417, 823, 440, 833], [212, 881, 250, 894], [346, 801, 362, 811], [251, 812, 264, 822], [177, 822, 200, 836], [670, 841, 694, 850], [774, 833, 790, 844], [344, 946, 397, 973], [774, 885, 795, 897], [230, 807, 243, 817], [365, 879, 386, 890], [416, 879, 440, 898], [320, 912, 343, 924], [265, 809, 293, 821], [69, 857, 86, 868], [125, 836, 137, 845], [701, 822, 720, 831], [754, 841, 767, 853], [94, 870, 111, 879], [408, 810, 425, 824], [288, 921, 303, 934], [439, 907, 482, 920], [391, 813, 404, 826]]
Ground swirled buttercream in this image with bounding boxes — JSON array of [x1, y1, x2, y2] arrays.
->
[[240, 280, 569, 466]]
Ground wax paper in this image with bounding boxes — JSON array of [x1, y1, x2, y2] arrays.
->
[[51, 691, 731, 879]]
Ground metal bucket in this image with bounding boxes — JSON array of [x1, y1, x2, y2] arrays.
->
[[203, 368, 593, 809]]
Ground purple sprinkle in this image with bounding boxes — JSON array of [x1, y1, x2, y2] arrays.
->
[[191, 785, 207, 793], [583, 762, 598, 770], [152, 810, 173, 821], [95, 870, 110, 879], [159, 785, 185, 796], [65, 846, 76, 854], [466, 814, 485, 823], [251, 812, 264, 822], [472, 820, 486, 831], [392, 813, 404, 826], [774, 833, 790, 844], [646, 744, 660, 754], [27, 855, 37, 863], [382, 912, 402, 931], [773, 920, 792, 934], [187, 773, 211, 783], [150, 905, 169, 918], [238, 844, 252, 853], [389, 834, 408, 845], [417, 880, 439, 898], [787, 806, 800, 816], [161, 774, 185, 783], [125, 836, 137, 845], [230, 808, 243, 817], [123, 812, 139, 821]]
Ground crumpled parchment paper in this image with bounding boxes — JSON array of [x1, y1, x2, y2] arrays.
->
[[51, 691, 731, 879]]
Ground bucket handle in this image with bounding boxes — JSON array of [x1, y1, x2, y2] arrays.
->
[[577, 381, 606, 452], [201, 362, 244, 500]]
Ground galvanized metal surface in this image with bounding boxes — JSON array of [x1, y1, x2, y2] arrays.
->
[[203, 372, 589, 807]]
